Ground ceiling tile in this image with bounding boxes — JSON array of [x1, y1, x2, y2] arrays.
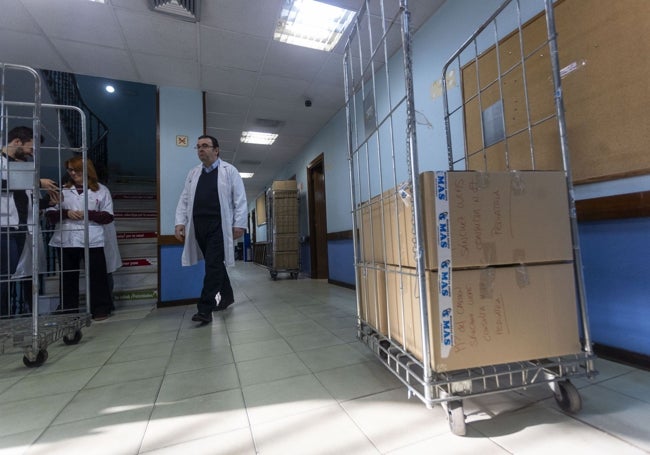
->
[[199, 27, 268, 72], [205, 112, 245, 131], [205, 92, 249, 115], [200, 65, 258, 96], [50, 39, 139, 82], [0, 29, 69, 73], [201, 0, 282, 38], [116, 9, 198, 60], [261, 41, 326, 81], [0, 0, 41, 34], [255, 75, 310, 103], [132, 52, 200, 88], [21, 0, 125, 48]]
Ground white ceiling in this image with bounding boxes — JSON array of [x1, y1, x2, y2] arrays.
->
[[0, 0, 445, 201]]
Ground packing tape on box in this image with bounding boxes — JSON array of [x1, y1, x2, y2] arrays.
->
[[479, 268, 496, 299], [510, 170, 526, 196], [515, 264, 530, 288], [435, 171, 453, 357]]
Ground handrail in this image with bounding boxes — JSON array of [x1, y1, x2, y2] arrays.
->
[[40, 70, 109, 182]]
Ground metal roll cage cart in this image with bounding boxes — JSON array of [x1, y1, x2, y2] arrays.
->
[[265, 186, 300, 280], [1, 63, 91, 368], [344, 0, 597, 436]]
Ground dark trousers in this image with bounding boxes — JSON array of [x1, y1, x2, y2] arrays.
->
[[193, 217, 233, 314], [0, 229, 19, 317], [59, 247, 112, 317], [12, 231, 33, 314]]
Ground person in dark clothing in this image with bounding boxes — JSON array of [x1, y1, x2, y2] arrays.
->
[[174, 135, 247, 324]]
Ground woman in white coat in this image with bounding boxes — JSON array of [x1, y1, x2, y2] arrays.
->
[[46, 156, 114, 320]]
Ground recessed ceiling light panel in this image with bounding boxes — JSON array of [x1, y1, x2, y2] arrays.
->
[[274, 0, 356, 52], [241, 131, 278, 145]]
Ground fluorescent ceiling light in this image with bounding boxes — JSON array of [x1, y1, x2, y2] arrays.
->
[[88, 0, 106, 3], [240, 131, 278, 145], [240, 172, 255, 179], [274, 0, 356, 52]]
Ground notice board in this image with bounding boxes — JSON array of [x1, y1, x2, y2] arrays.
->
[[461, 0, 650, 184]]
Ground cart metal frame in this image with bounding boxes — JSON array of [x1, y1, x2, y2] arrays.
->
[[1, 63, 91, 367], [344, 0, 597, 436]]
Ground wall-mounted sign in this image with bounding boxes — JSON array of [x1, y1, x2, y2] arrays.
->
[[176, 135, 188, 147]]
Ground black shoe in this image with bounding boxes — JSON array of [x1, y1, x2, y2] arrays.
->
[[214, 300, 234, 312], [191, 312, 212, 323]]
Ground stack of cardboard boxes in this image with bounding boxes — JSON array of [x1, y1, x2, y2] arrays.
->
[[268, 180, 299, 271], [357, 171, 582, 372]]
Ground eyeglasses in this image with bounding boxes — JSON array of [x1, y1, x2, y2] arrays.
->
[[66, 168, 81, 173], [194, 144, 214, 150]]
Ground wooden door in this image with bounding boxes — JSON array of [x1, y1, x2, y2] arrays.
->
[[308, 155, 328, 279]]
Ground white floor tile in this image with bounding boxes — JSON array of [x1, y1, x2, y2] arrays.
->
[[140, 389, 249, 452], [139, 428, 256, 455], [0, 392, 75, 438], [242, 374, 337, 425], [250, 403, 380, 455], [0, 263, 648, 454], [236, 352, 311, 387], [25, 407, 151, 455], [471, 404, 647, 454]]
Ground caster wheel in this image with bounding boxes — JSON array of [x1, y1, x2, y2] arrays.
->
[[23, 349, 48, 368], [447, 400, 466, 436], [553, 380, 582, 413], [270, 271, 278, 280], [290, 272, 298, 279], [63, 330, 83, 345]]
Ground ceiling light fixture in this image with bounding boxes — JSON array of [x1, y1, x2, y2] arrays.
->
[[239, 172, 255, 179], [274, 0, 356, 52], [240, 131, 278, 145], [105, 85, 115, 94]]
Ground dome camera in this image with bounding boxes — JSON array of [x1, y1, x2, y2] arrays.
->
[[304, 99, 312, 107]]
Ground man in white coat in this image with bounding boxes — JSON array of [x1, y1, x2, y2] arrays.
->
[[174, 135, 247, 324]]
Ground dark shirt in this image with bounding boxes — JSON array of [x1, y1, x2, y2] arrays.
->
[[192, 167, 221, 218]]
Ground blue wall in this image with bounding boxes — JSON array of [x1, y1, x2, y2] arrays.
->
[[579, 218, 650, 355]]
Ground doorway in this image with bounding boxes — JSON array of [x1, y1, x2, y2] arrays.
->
[[307, 154, 329, 279]]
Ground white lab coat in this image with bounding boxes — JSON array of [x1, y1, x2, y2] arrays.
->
[[2, 153, 44, 278], [47, 183, 114, 248], [175, 159, 247, 267], [1, 153, 28, 227], [103, 222, 122, 273]]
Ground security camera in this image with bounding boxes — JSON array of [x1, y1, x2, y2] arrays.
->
[[304, 99, 312, 107]]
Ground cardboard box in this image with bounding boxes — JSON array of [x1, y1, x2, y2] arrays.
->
[[356, 266, 388, 334], [358, 196, 386, 264], [360, 171, 573, 270], [377, 171, 573, 269], [272, 180, 297, 191], [422, 170, 573, 269], [273, 233, 299, 252], [386, 263, 582, 372], [271, 251, 299, 269]]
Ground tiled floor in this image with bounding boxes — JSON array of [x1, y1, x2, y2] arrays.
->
[[0, 262, 648, 454]]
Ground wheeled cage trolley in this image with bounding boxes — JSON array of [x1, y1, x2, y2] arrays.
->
[[265, 182, 300, 280], [1, 63, 92, 367], [344, 0, 597, 435]]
